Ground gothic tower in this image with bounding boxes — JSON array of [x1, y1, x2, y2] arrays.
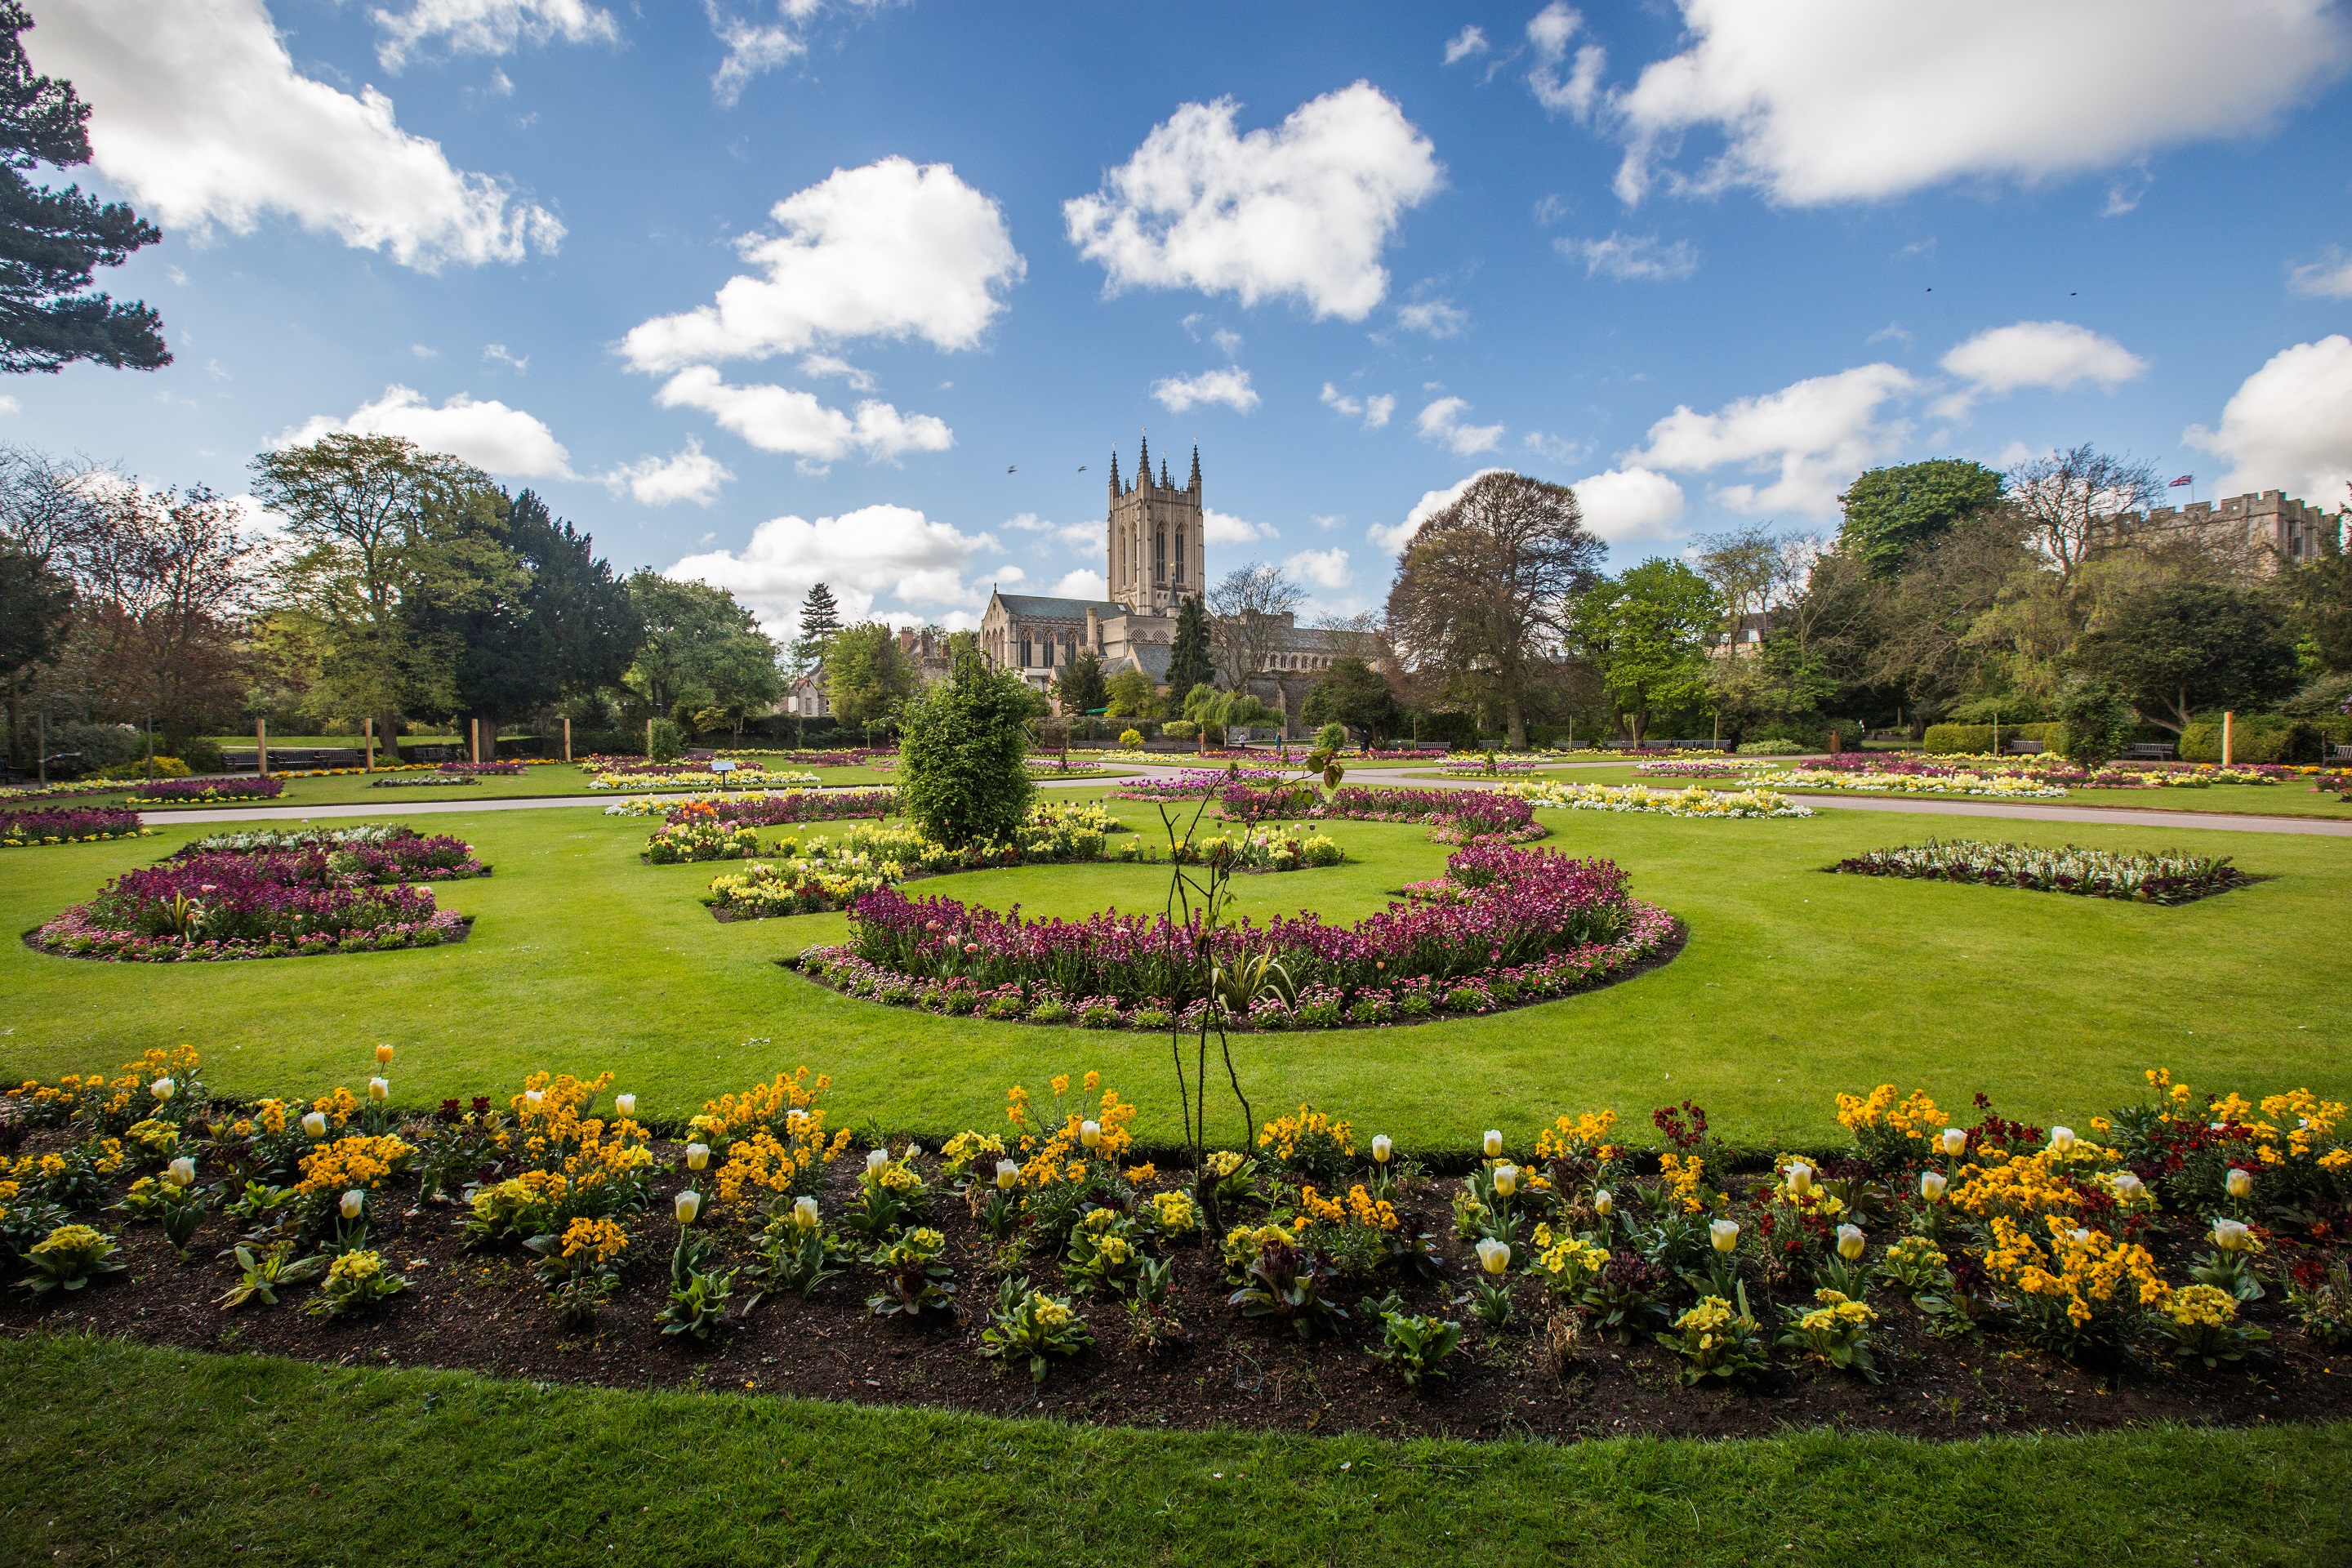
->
[[1106, 439, 1205, 615]]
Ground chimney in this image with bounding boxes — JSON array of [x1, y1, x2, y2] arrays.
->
[[1086, 607, 1099, 648]]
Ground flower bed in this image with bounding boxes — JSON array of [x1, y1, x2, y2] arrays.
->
[[131, 776, 283, 804], [797, 843, 1675, 1028], [0, 778, 135, 804], [1825, 840, 2255, 904], [1751, 766, 2066, 800], [1630, 760, 1744, 779], [1, 807, 151, 848], [588, 768, 817, 791], [703, 804, 1124, 917], [1110, 768, 1294, 800], [369, 775, 480, 788], [172, 823, 488, 881], [33, 847, 470, 961], [1117, 828, 1345, 873], [1216, 784, 1542, 847], [436, 760, 524, 777], [602, 786, 896, 823], [1506, 780, 1813, 818]]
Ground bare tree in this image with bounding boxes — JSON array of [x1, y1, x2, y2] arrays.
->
[[1205, 562, 1303, 691], [1692, 522, 1792, 654], [2004, 444, 2162, 592], [1383, 470, 1603, 747]]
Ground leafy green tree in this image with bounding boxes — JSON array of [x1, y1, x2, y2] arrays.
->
[[1837, 461, 2005, 578], [1300, 656, 1399, 743], [2069, 581, 2301, 733], [0, 2, 168, 374], [1165, 594, 1214, 697], [2054, 680, 2132, 766], [1569, 559, 1723, 744], [2283, 545, 2352, 675], [823, 621, 917, 730], [622, 572, 782, 728], [1054, 648, 1108, 715], [898, 648, 1045, 848], [1103, 666, 1160, 719]]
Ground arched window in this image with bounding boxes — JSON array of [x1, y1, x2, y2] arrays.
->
[[1154, 527, 1165, 583], [1174, 527, 1186, 584]]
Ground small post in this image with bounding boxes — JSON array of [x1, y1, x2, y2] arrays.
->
[[145, 713, 154, 775], [563, 715, 572, 762], [469, 717, 480, 766], [257, 717, 270, 777], [645, 716, 654, 757], [363, 717, 375, 773], [37, 710, 46, 787], [2223, 710, 2234, 767]]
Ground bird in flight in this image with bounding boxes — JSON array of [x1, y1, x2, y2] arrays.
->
[[1077, 466, 1087, 473], [1006, 465, 1017, 474]]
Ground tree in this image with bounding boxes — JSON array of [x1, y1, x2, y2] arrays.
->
[[1165, 593, 1214, 697], [1300, 655, 1399, 742], [2283, 516, 2352, 673], [1, 3, 167, 374], [791, 581, 842, 674], [897, 646, 1044, 848], [1384, 470, 1603, 748], [822, 621, 915, 730], [623, 572, 782, 729], [1207, 564, 1302, 690], [1054, 647, 1107, 715], [66, 483, 256, 751], [2054, 680, 2132, 767], [1861, 512, 2041, 724], [2069, 581, 2301, 733], [2005, 445, 2162, 593], [1103, 666, 1160, 719], [1837, 461, 2005, 577], [1568, 559, 1722, 744], [1692, 522, 1791, 648]]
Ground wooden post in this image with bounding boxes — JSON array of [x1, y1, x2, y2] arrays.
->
[[646, 717, 654, 758], [563, 715, 572, 762], [2223, 710, 2234, 767], [363, 717, 375, 773], [257, 718, 270, 777]]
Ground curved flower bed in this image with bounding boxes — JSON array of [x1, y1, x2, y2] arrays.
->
[[1, 807, 151, 848], [172, 824, 488, 881], [33, 849, 469, 961], [704, 805, 1124, 917], [1827, 840, 2255, 904], [1754, 766, 2065, 800], [1216, 784, 1542, 846], [436, 760, 524, 777], [1506, 780, 1813, 818], [1109, 768, 1293, 799], [132, 776, 283, 804], [796, 843, 1677, 1030], [369, 775, 479, 788], [601, 786, 897, 823]]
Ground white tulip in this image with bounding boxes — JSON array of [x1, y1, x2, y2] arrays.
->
[[2211, 1218, 2251, 1253], [2110, 1171, 2145, 1201], [1592, 1188, 1614, 1218], [995, 1158, 1020, 1190], [1710, 1218, 1740, 1253], [675, 1190, 702, 1226], [1939, 1128, 1967, 1157], [2225, 1167, 2253, 1200], [368, 1077, 389, 1102], [150, 1077, 176, 1102], [1920, 1171, 1948, 1202], [301, 1111, 327, 1138], [614, 1094, 637, 1119], [903, 1143, 922, 1162], [2048, 1125, 2077, 1155], [1784, 1161, 1816, 1199], [866, 1147, 889, 1173], [1080, 1120, 1102, 1149], [340, 1189, 365, 1220], [166, 1156, 196, 1187], [1837, 1223, 1866, 1262], [792, 1195, 820, 1232], [2069, 1227, 2092, 1245], [685, 1143, 710, 1172], [1476, 1237, 1512, 1276], [525, 1089, 544, 1107], [1493, 1164, 1519, 1199], [1482, 1129, 1503, 1158], [1371, 1134, 1393, 1165]]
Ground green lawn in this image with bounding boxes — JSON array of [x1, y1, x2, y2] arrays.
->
[[4, 789, 2345, 1152], [0, 1335, 2341, 1568]]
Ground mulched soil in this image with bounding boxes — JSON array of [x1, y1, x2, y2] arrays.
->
[[2, 1125, 2345, 1442]]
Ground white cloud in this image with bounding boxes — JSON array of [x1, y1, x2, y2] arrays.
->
[[1319, 383, 1395, 429], [1204, 508, 1275, 545], [598, 438, 733, 506], [482, 342, 528, 372], [2185, 335, 2352, 501], [371, 0, 617, 69], [1610, 0, 2352, 206], [655, 366, 951, 466], [1396, 296, 1470, 337], [1933, 319, 2147, 417], [1628, 363, 1918, 517], [622, 157, 1022, 373], [1050, 568, 1111, 599], [1571, 466, 1686, 542], [1062, 82, 1443, 322], [798, 353, 875, 391], [278, 384, 572, 477], [0, 395, 19, 416], [2288, 247, 2352, 300], [990, 564, 1027, 585], [1557, 232, 1697, 281], [1527, 3, 1606, 121], [710, 17, 804, 107], [1522, 430, 1586, 464], [1369, 467, 1508, 553], [1444, 24, 1488, 64], [666, 503, 1000, 624], [1151, 366, 1259, 414], [1005, 512, 1097, 549], [25, 0, 563, 270], [1417, 396, 1505, 457], [1285, 546, 1351, 590]]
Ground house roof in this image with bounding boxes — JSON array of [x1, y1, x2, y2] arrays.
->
[[989, 591, 1127, 621]]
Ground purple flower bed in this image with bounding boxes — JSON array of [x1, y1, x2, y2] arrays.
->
[[33, 849, 468, 961], [170, 828, 487, 881], [132, 776, 284, 803], [1, 806, 149, 847], [666, 788, 897, 829], [437, 760, 525, 776], [1111, 768, 1294, 800], [796, 843, 1674, 1030], [1217, 782, 1537, 837]]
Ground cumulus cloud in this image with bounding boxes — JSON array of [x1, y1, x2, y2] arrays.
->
[[1320, 383, 1395, 429], [798, 353, 875, 390], [24, 0, 563, 270], [1417, 396, 1505, 457], [1285, 546, 1351, 590], [1369, 467, 1508, 552], [1152, 367, 1259, 414], [622, 158, 1022, 373], [1204, 508, 1275, 545], [1004, 512, 1099, 549], [2288, 247, 2352, 300], [1557, 231, 1698, 281], [1933, 319, 2148, 417], [1396, 296, 1470, 336], [655, 367, 951, 466], [598, 439, 733, 506], [371, 0, 617, 69], [1051, 568, 1111, 599], [1527, 2, 1606, 120], [1628, 363, 1918, 517], [278, 384, 572, 477], [2185, 335, 2352, 501], [666, 503, 1000, 624], [1610, 0, 2352, 206], [1444, 25, 1488, 64], [1062, 82, 1443, 322], [1570, 466, 1686, 542]]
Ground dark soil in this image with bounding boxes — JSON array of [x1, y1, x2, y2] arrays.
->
[[4, 1126, 2345, 1443]]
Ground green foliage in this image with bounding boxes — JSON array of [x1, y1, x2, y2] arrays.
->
[[1369, 1298, 1463, 1387], [1104, 666, 1160, 718], [897, 651, 1040, 848], [1165, 595, 1215, 697], [434, 492, 640, 728], [1920, 722, 2065, 755], [1569, 559, 1723, 744], [1659, 1290, 1771, 1384], [1054, 648, 1109, 715], [1735, 737, 1804, 755], [215, 1241, 326, 1310], [1300, 657, 1399, 742], [791, 582, 843, 673], [980, 1279, 1095, 1384], [625, 572, 782, 728], [656, 1263, 736, 1339], [645, 719, 684, 764], [822, 622, 918, 731], [1838, 461, 2006, 577], [0, 541, 74, 691], [2070, 581, 2301, 733], [2056, 682, 2133, 767]]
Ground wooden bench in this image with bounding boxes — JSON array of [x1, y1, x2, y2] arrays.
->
[[2123, 742, 2176, 762]]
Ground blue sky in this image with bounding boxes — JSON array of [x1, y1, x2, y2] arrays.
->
[[14, 0, 2352, 635]]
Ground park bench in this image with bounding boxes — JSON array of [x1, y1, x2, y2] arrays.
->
[[2123, 742, 2176, 762], [2002, 737, 2045, 754]]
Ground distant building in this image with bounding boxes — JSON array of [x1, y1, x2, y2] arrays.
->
[[1708, 610, 1778, 659], [895, 626, 954, 684], [2140, 490, 2342, 573], [783, 671, 829, 718]]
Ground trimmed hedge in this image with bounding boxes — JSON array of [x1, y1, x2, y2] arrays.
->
[[1921, 722, 2066, 755], [2179, 714, 2352, 764]]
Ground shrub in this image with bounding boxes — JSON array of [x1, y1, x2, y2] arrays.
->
[[1118, 728, 1143, 748], [2056, 683, 2133, 768], [1735, 737, 1804, 755], [176, 737, 226, 774], [1921, 722, 2065, 755], [647, 719, 685, 764], [898, 652, 1042, 849], [1161, 720, 1198, 742], [96, 755, 192, 780]]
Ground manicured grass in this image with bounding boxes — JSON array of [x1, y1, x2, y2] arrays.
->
[[0, 1335, 2341, 1568], [4, 789, 2346, 1152]]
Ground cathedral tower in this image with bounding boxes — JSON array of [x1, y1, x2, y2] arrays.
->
[[1106, 439, 1205, 615]]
